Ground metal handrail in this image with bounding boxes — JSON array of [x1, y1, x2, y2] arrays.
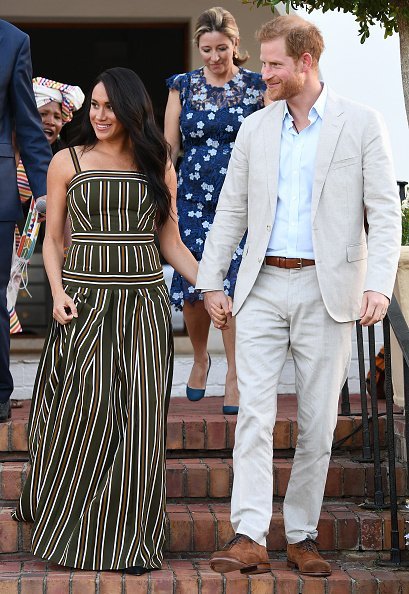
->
[[382, 317, 400, 564], [361, 296, 408, 565], [387, 295, 409, 368], [335, 293, 409, 566]]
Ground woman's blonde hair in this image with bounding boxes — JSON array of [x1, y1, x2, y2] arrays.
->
[[193, 6, 249, 66]]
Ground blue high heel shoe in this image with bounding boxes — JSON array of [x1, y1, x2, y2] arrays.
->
[[223, 405, 239, 415], [186, 354, 211, 401]]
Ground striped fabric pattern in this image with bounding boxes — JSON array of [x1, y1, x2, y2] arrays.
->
[[9, 306, 22, 333], [16, 160, 32, 203], [9, 160, 32, 333], [13, 149, 173, 571]]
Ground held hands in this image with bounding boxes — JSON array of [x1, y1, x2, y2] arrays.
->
[[203, 291, 233, 330], [53, 290, 78, 325], [359, 291, 389, 326]]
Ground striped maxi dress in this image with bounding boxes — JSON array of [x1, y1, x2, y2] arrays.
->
[[12, 148, 173, 571]]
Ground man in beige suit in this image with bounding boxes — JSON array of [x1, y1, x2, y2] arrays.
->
[[196, 15, 401, 576]]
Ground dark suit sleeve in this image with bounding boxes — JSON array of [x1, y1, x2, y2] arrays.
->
[[10, 34, 52, 199]]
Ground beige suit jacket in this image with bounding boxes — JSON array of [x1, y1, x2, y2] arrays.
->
[[196, 89, 402, 322]]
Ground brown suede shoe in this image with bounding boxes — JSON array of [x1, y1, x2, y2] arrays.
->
[[287, 539, 331, 576], [210, 533, 270, 574]]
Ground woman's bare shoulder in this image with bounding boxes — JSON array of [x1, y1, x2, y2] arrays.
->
[[48, 148, 78, 184], [50, 147, 73, 166]]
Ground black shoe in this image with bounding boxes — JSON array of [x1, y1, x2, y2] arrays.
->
[[124, 566, 149, 576], [0, 400, 11, 422]]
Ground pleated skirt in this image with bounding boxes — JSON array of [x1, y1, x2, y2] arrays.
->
[[13, 282, 173, 570]]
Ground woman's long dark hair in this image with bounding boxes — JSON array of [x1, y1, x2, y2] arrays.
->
[[73, 67, 171, 227]]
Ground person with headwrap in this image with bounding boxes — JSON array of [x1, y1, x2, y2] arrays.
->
[[10, 77, 84, 333], [16, 77, 84, 197], [32, 77, 85, 148]]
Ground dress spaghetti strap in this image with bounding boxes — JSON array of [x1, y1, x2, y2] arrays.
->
[[69, 147, 81, 174]]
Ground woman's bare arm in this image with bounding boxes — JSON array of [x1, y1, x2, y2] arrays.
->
[[164, 89, 182, 166], [43, 149, 78, 324], [157, 163, 198, 286]]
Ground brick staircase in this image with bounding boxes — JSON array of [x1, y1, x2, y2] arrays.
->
[[1, 395, 409, 593]]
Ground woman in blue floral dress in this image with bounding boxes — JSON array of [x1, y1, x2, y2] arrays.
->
[[164, 7, 266, 413]]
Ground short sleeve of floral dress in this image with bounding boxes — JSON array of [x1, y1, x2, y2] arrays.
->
[[166, 67, 265, 310]]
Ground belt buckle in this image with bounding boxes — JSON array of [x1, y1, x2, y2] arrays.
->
[[295, 258, 302, 270]]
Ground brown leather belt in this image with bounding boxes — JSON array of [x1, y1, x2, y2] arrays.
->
[[265, 256, 315, 269]]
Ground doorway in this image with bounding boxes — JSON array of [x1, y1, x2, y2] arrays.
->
[[15, 22, 189, 127], [12, 21, 189, 335]]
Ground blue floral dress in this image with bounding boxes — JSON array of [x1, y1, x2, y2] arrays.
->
[[167, 67, 265, 310]]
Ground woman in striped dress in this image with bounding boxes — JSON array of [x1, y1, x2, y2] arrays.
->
[[12, 67, 198, 575]]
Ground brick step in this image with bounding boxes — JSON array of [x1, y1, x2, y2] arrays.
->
[[1, 457, 406, 503], [1, 396, 391, 454], [1, 553, 409, 594], [1, 502, 408, 555]]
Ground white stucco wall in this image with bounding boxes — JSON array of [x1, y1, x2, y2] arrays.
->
[[290, 6, 409, 183], [0, 0, 273, 74]]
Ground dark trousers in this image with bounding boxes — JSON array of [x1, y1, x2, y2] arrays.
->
[[0, 222, 15, 403]]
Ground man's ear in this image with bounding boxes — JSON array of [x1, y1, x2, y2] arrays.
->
[[301, 52, 313, 72]]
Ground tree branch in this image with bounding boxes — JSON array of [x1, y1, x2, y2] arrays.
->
[[398, 13, 409, 127]]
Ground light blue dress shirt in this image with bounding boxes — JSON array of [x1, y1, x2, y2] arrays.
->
[[267, 84, 327, 258]]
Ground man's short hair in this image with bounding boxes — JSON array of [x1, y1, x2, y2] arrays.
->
[[257, 15, 324, 67]]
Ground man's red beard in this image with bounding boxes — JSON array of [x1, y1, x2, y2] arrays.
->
[[267, 73, 304, 102]]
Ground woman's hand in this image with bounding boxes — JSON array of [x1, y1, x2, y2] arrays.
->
[[53, 290, 78, 325], [204, 292, 233, 330]]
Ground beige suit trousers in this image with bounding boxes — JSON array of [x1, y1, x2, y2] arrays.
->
[[231, 263, 354, 545]]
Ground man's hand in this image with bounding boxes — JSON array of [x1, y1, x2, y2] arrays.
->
[[359, 291, 389, 326], [203, 291, 232, 330]]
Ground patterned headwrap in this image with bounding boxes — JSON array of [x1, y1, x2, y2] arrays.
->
[[32, 76, 85, 124]]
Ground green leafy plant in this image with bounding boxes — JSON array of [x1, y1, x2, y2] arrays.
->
[[241, 0, 409, 125]]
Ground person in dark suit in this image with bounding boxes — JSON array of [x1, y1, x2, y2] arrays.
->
[[0, 19, 52, 421]]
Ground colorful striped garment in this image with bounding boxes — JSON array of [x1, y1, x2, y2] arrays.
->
[[9, 160, 32, 333], [16, 160, 32, 203]]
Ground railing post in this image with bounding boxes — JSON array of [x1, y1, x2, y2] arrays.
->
[[340, 379, 351, 416], [382, 317, 400, 564], [397, 180, 408, 203], [367, 325, 385, 507], [356, 322, 372, 461], [404, 358, 409, 494]]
